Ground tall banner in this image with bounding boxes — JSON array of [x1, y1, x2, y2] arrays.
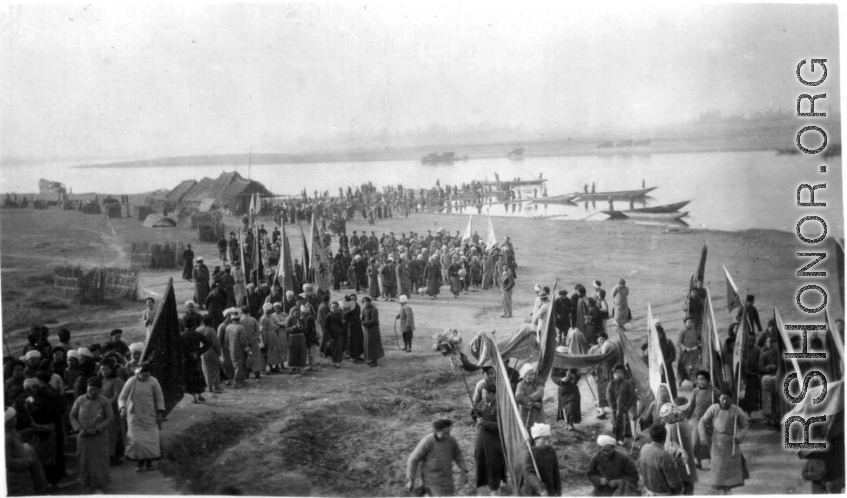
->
[[723, 265, 743, 314], [277, 224, 294, 294], [689, 239, 708, 289], [773, 307, 802, 380], [239, 228, 249, 284], [300, 224, 311, 280], [535, 291, 559, 381], [141, 278, 184, 416], [310, 213, 332, 292], [646, 304, 666, 397], [252, 226, 263, 281], [701, 286, 727, 394], [732, 302, 749, 402], [825, 309, 844, 380], [487, 333, 539, 494], [486, 215, 498, 251], [461, 214, 473, 245], [617, 329, 655, 417]]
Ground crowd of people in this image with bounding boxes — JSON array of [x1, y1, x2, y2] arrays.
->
[[406, 275, 845, 496]]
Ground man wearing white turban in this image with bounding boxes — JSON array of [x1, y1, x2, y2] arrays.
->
[[522, 423, 561, 496], [587, 434, 639, 496]]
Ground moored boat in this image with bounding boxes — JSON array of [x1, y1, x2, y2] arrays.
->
[[625, 200, 691, 213], [603, 210, 689, 221], [571, 186, 657, 201]]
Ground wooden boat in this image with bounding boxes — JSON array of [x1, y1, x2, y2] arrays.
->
[[571, 186, 657, 201], [624, 200, 691, 213], [529, 194, 579, 204], [421, 152, 455, 165], [603, 210, 689, 221], [479, 178, 547, 187]]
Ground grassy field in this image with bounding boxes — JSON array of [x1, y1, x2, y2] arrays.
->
[[0, 206, 829, 495]]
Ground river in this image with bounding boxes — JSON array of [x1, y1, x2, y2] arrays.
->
[[1, 150, 842, 234]]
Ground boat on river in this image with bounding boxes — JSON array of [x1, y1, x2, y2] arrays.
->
[[571, 186, 657, 201], [603, 210, 689, 221]]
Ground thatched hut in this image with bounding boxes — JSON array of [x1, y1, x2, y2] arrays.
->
[[166, 171, 272, 214]]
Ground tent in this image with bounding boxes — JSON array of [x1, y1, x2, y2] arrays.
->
[[142, 214, 177, 228]]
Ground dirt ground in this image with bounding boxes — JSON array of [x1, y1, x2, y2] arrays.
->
[[0, 207, 830, 495]]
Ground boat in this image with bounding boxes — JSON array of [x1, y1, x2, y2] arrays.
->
[[529, 194, 579, 204], [622, 200, 691, 213], [603, 210, 689, 221], [479, 178, 547, 187], [570, 186, 657, 201], [421, 152, 456, 165], [507, 147, 525, 160]]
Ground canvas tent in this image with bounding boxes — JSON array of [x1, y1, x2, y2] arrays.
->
[[143, 214, 177, 228], [166, 171, 272, 214]]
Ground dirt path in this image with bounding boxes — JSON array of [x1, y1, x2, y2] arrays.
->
[[0, 209, 825, 495]]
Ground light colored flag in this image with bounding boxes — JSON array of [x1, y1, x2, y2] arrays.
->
[[723, 265, 743, 313], [732, 303, 749, 401], [461, 214, 473, 245], [276, 224, 294, 294], [773, 307, 802, 379], [310, 213, 331, 292], [486, 215, 498, 251], [646, 303, 666, 397]]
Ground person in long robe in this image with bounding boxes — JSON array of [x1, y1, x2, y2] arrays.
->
[[473, 385, 506, 494], [656, 323, 678, 399], [324, 302, 346, 368], [361, 297, 385, 367], [367, 259, 381, 299], [516, 363, 546, 428], [396, 257, 411, 299], [553, 367, 582, 430], [698, 390, 749, 493], [182, 245, 194, 281], [222, 268, 237, 308], [70, 377, 114, 492], [611, 279, 630, 330], [684, 370, 720, 467], [677, 317, 701, 386], [204, 282, 227, 330], [586, 435, 640, 496], [193, 258, 211, 309], [198, 314, 223, 395], [448, 258, 462, 297], [606, 364, 636, 444], [97, 359, 125, 466], [740, 333, 762, 416], [239, 307, 265, 378], [23, 378, 65, 488], [117, 363, 165, 473], [317, 295, 331, 357], [224, 310, 251, 388], [590, 334, 615, 419], [271, 303, 290, 369], [180, 316, 210, 403], [407, 419, 469, 496], [5, 407, 48, 496], [522, 423, 562, 496], [217, 311, 235, 385], [345, 295, 365, 361], [481, 253, 494, 291], [259, 303, 285, 372], [285, 306, 309, 374], [574, 285, 589, 337], [424, 257, 441, 298]]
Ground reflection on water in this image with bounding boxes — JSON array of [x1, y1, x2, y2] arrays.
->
[[0, 150, 842, 233]]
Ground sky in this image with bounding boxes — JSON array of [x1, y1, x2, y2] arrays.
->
[[0, 2, 841, 164]]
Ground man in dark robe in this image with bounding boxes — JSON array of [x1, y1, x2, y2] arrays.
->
[[228, 233, 240, 264], [205, 281, 228, 329], [193, 257, 210, 309], [182, 244, 194, 281], [361, 297, 384, 367], [473, 385, 506, 494], [344, 294, 365, 362]]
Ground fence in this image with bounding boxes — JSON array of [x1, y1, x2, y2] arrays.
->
[[130, 241, 186, 269], [54, 265, 138, 303]]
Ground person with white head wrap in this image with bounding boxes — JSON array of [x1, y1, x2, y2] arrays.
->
[[118, 361, 165, 473], [587, 434, 640, 496], [516, 362, 545, 427], [259, 300, 285, 373], [224, 307, 250, 388], [238, 305, 265, 378], [396, 295, 415, 352], [523, 423, 562, 496]]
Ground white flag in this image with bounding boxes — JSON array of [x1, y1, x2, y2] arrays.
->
[[461, 214, 473, 245], [486, 215, 497, 251], [647, 303, 666, 397], [310, 213, 331, 292]]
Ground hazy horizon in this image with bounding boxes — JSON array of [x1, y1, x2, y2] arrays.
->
[[1, 3, 841, 165]]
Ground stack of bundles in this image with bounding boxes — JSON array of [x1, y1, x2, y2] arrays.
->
[[32, 200, 50, 210], [62, 200, 77, 210], [53, 265, 138, 303], [130, 241, 186, 269], [137, 205, 154, 220], [82, 200, 102, 214], [106, 203, 122, 218], [189, 211, 222, 229]]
